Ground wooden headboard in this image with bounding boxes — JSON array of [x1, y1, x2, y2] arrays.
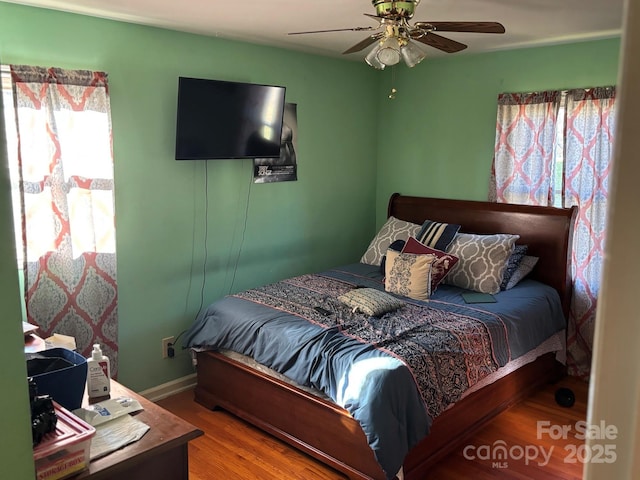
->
[[387, 193, 578, 317]]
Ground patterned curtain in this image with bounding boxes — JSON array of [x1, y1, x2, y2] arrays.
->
[[490, 86, 616, 380], [489, 91, 561, 204], [563, 87, 616, 379], [10, 65, 118, 375]]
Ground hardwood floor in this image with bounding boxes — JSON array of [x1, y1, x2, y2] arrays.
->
[[157, 376, 588, 480]]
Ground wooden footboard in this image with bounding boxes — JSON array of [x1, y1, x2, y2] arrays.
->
[[195, 350, 564, 479], [195, 350, 383, 479]]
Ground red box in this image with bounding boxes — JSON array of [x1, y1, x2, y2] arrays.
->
[[33, 402, 96, 480]]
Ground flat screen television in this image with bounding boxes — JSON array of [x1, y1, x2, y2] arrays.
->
[[175, 77, 286, 160]]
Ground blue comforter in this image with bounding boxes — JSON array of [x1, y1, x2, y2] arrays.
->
[[184, 263, 566, 478]]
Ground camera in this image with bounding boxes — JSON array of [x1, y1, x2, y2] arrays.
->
[[29, 377, 58, 446]]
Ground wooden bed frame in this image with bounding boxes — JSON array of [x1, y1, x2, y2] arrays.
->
[[194, 194, 578, 480]]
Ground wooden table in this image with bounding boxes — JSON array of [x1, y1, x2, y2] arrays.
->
[[75, 380, 203, 480]]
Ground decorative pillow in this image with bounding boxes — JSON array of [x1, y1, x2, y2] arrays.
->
[[380, 239, 407, 274], [338, 287, 406, 316], [416, 220, 461, 252], [385, 249, 437, 301], [401, 236, 460, 292], [444, 233, 520, 294], [500, 245, 528, 290], [504, 255, 540, 290], [360, 217, 421, 266]]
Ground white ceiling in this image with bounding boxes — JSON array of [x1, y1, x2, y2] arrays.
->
[[4, 0, 624, 60]]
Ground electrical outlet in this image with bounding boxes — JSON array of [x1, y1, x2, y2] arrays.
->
[[162, 336, 175, 359]]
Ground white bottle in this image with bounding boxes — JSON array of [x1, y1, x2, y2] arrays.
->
[[87, 343, 111, 398]]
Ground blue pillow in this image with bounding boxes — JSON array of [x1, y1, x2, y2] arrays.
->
[[380, 239, 406, 274], [416, 220, 461, 252], [500, 245, 528, 290]]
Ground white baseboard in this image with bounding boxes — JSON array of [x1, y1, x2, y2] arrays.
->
[[139, 373, 197, 402]]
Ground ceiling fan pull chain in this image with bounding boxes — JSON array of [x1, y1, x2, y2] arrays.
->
[[389, 66, 397, 99]]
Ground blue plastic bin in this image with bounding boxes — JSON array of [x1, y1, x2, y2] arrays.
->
[[27, 348, 88, 410]]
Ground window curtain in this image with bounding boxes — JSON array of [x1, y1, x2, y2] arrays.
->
[[489, 91, 560, 204], [562, 87, 616, 379], [10, 65, 118, 375], [490, 86, 616, 379]]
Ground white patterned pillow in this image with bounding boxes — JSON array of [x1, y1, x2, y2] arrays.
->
[[360, 216, 421, 266], [444, 233, 520, 294], [385, 250, 436, 301], [338, 288, 406, 316], [505, 255, 539, 289]]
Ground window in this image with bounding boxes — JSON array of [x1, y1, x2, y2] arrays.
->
[[551, 96, 566, 208]]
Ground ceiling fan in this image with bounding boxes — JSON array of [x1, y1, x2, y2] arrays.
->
[[289, 0, 505, 70]]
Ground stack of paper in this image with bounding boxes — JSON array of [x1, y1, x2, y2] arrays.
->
[[73, 397, 150, 460]]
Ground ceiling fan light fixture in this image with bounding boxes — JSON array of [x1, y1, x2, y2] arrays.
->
[[400, 40, 426, 67], [291, 2, 505, 74], [365, 45, 386, 70], [376, 37, 401, 66]]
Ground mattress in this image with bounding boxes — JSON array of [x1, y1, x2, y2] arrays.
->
[[214, 329, 565, 405]]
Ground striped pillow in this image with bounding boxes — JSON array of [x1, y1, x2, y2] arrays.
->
[[416, 220, 461, 252]]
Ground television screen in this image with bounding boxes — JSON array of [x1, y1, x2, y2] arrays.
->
[[175, 77, 286, 160]]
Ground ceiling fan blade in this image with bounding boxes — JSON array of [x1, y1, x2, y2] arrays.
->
[[289, 26, 375, 35], [413, 32, 468, 53], [342, 33, 384, 54], [414, 21, 505, 34]]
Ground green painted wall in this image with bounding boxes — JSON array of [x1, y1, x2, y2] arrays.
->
[[0, 2, 380, 396], [0, 55, 35, 479], [375, 37, 622, 225]]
